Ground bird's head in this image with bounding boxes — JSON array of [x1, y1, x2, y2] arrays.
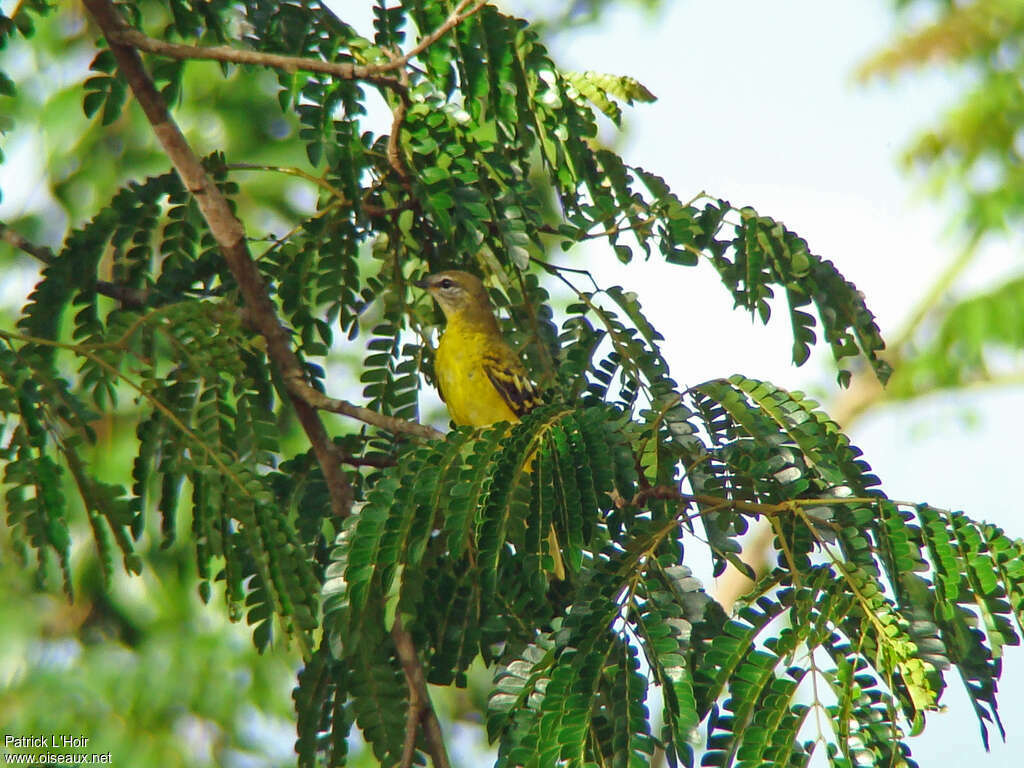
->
[[415, 270, 495, 324]]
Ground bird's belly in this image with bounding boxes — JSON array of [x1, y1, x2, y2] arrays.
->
[[438, 363, 517, 427]]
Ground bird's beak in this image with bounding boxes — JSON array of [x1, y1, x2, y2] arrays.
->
[[413, 278, 429, 289]]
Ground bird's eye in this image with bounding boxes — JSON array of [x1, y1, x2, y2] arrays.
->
[[439, 279, 454, 289]]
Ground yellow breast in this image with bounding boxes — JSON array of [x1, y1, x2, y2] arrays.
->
[[435, 328, 518, 427]]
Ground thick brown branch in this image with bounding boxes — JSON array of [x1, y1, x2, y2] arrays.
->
[[82, 0, 353, 519], [392, 616, 451, 768], [80, 8, 460, 765], [1, 222, 149, 309]]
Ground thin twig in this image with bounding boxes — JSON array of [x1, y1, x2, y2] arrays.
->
[[394, 0, 488, 70], [98, 0, 489, 96], [360, 198, 420, 218], [340, 454, 398, 468], [716, 234, 983, 608], [301, 384, 443, 440], [254, 198, 346, 263], [0, 222, 54, 263], [2, 216, 433, 442], [104, 26, 407, 94], [392, 616, 451, 768], [529, 255, 601, 290], [0, 326, 254, 493], [384, 47, 413, 185], [625, 484, 890, 518], [768, 514, 801, 584], [227, 163, 349, 202], [535, 214, 659, 243], [1, 222, 150, 308], [626, 485, 786, 517], [225, 163, 418, 218]]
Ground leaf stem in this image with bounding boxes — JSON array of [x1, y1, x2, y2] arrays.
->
[[226, 163, 348, 202]]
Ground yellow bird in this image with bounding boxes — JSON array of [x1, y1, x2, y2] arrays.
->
[[416, 270, 565, 580]]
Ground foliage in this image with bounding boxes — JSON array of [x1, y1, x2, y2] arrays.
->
[[0, 1, 1021, 767], [856, 0, 1024, 403], [0, 535, 300, 767], [860, 0, 1024, 238]]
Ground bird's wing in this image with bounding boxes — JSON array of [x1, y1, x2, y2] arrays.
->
[[481, 346, 542, 418]]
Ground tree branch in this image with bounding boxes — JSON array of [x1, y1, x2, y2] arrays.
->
[[0, 222, 53, 264], [82, 0, 354, 520], [0, 219, 435, 445], [98, 1, 490, 196], [1, 221, 149, 309], [384, 49, 413, 186], [713, 233, 983, 612], [392, 616, 451, 768], [396, 0, 488, 70], [340, 454, 398, 469], [83, 7, 456, 762], [299, 382, 443, 441], [400, 672, 421, 768], [103, 26, 407, 94], [625, 485, 799, 517], [624, 484, 886, 521], [97, 0, 489, 96]]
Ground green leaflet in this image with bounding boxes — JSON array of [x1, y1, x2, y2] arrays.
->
[[639, 562, 705, 765], [917, 505, 1011, 748], [331, 404, 648, 759], [489, 635, 555, 766], [562, 70, 656, 126], [349, 630, 408, 766], [293, 641, 352, 768], [532, 584, 628, 766], [823, 646, 919, 768], [335, 403, 629, 654]]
